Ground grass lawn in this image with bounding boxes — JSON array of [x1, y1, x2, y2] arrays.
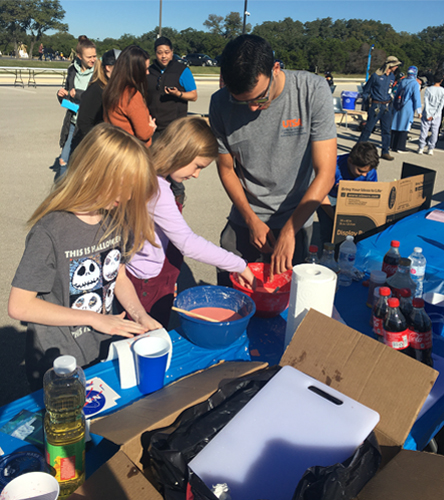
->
[[188, 66, 220, 75], [0, 58, 219, 74], [0, 59, 365, 80], [0, 57, 70, 69]]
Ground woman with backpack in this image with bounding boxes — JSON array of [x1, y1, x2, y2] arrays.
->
[[390, 66, 422, 153]]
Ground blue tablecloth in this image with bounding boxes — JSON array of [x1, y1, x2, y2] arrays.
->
[[337, 202, 444, 450], [0, 329, 250, 428], [1, 204, 443, 478], [0, 328, 250, 478], [356, 203, 444, 296]]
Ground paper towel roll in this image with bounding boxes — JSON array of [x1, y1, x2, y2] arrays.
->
[[285, 264, 337, 348]]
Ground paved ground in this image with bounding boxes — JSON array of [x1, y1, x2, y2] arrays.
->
[[1, 75, 443, 409]]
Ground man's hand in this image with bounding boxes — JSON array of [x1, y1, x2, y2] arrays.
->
[[164, 86, 179, 97], [270, 229, 295, 278], [248, 219, 275, 253]]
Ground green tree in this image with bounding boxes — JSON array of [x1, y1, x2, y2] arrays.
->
[[416, 25, 444, 70], [42, 30, 75, 57], [26, 0, 67, 59], [203, 14, 224, 36], [0, 0, 66, 58], [0, 0, 29, 57], [223, 12, 250, 39], [304, 17, 333, 40]]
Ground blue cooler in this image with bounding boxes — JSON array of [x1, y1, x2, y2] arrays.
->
[[341, 91, 359, 110]]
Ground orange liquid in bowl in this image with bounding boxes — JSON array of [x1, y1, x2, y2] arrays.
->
[[191, 307, 243, 322]]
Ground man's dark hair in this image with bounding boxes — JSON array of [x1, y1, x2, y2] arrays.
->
[[154, 36, 173, 50], [221, 35, 274, 95], [349, 142, 379, 170], [433, 71, 444, 84]]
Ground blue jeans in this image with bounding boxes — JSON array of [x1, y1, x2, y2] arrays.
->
[[56, 122, 75, 181], [359, 102, 392, 155]]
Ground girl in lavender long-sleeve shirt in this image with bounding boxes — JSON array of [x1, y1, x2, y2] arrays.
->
[[126, 117, 255, 326]]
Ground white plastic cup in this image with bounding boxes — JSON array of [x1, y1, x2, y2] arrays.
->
[[0, 471, 60, 500]]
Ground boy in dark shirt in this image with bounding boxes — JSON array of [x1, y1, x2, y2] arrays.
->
[[317, 142, 379, 243]]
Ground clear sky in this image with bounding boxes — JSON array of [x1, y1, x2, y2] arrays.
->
[[59, 0, 444, 40]]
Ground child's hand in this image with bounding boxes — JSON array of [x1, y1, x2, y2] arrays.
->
[[137, 313, 162, 332], [92, 312, 148, 338], [238, 266, 256, 290]]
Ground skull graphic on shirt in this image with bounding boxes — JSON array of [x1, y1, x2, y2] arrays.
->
[[69, 247, 121, 315], [72, 258, 101, 291]]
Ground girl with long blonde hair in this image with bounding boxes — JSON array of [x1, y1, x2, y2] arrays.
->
[[9, 123, 161, 390], [126, 116, 255, 327]]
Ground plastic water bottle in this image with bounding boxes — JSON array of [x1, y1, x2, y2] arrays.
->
[[338, 235, 357, 287], [408, 247, 426, 297], [320, 242, 339, 273], [44, 355, 86, 499], [305, 245, 319, 264]]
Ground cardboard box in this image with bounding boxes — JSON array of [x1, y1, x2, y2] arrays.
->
[[70, 310, 439, 500], [357, 449, 444, 499], [332, 163, 436, 245]]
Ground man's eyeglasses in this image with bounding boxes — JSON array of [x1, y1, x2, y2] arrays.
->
[[229, 72, 273, 107]]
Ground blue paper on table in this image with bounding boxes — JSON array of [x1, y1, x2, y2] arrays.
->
[[61, 98, 79, 113], [0, 409, 44, 447]]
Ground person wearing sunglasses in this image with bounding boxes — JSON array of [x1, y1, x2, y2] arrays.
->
[[209, 34, 337, 284]]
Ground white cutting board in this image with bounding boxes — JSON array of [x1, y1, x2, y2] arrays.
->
[[189, 365, 380, 500]]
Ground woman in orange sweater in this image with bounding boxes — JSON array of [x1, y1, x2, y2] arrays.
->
[[103, 45, 156, 146]]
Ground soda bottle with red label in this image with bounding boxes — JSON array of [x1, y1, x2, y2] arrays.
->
[[387, 258, 416, 299], [383, 297, 413, 358], [372, 286, 391, 342], [399, 288, 413, 318], [407, 298, 433, 367], [382, 240, 401, 278]]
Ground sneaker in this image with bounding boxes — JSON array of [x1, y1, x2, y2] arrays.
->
[[418, 148, 424, 155], [397, 150, 408, 154], [381, 153, 394, 161], [427, 149, 434, 156]]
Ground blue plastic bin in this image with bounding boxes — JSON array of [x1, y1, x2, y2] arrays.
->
[[341, 91, 359, 110]]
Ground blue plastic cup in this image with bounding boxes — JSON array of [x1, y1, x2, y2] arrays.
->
[[132, 337, 170, 395]]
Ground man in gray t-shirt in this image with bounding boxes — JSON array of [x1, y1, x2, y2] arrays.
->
[[209, 35, 337, 284]]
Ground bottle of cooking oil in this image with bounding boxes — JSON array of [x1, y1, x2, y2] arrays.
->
[[43, 355, 86, 499]]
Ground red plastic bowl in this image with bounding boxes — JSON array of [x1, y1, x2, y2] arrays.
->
[[230, 263, 292, 318]]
